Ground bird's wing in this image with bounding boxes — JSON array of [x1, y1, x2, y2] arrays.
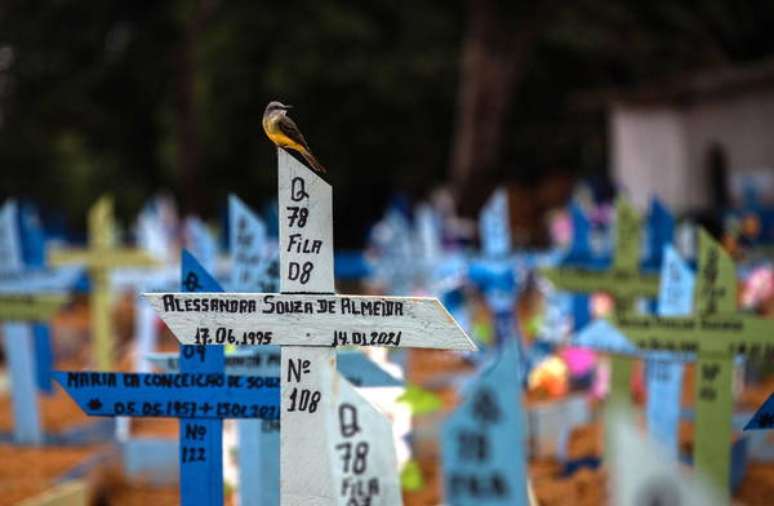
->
[[278, 115, 313, 151]]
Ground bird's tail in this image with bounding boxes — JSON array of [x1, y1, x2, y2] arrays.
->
[[299, 148, 326, 173]]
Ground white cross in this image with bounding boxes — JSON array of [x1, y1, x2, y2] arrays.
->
[[147, 150, 475, 504]]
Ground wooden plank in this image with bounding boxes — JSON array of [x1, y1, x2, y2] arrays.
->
[[52, 370, 279, 418], [278, 149, 338, 505], [278, 149, 334, 293], [146, 292, 474, 351], [0, 294, 68, 321], [3, 323, 42, 444], [48, 249, 157, 269]]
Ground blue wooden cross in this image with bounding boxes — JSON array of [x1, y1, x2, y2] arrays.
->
[[469, 188, 519, 349], [0, 200, 78, 445], [16, 201, 55, 393], [744, 393, 774, 431], [56, 251, 280, 506], [562, 202, 603, 331], [643, 197, 675, 270]]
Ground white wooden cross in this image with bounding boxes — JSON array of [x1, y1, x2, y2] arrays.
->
[[147, 150, 475, 505]]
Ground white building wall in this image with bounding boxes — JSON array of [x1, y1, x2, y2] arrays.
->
[[610, 89, 774, 213], [610, 105, 692, 212]]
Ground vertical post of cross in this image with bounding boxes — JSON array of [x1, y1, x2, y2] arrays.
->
[[89, 197, 113, 370], [693, 231, 735, 495], [606, 199, 640, 417], [277, 149, 338, 504]]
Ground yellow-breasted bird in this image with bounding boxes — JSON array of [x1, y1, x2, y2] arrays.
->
[[262, 101, 326, 173]]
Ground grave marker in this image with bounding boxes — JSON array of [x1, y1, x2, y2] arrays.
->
[[541, 199, 658, 453], [56, 251, 279, 506], [744, 393, 774, 431], [148, 149, 475, 504], [601, 230, 774, 502], [16, 201, 57, 393], [0, 201, 70, 444], [227, 194, 280, 506], [185, 216, 218, 273], [470, 188, 518, 347], [441, 338, 527, 505], [645, 246, 693, 458], [49, 196, 156, 369]]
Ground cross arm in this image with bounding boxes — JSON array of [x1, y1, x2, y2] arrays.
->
[[540, 267, 660, 298], [611, 314, 774, 356], [49, 249, 158, 269], [53, 371, 279, 419], [0, 294, 69, 321], [145, 292, 477, 351]]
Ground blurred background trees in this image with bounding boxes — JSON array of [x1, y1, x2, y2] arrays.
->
[[2, 0, 774, 246]]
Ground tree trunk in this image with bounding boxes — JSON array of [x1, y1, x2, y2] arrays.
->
[[449, 0, 541, 215]]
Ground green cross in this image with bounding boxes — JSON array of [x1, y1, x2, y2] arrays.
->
[[541, 198, 658, 457], [608, 229, 773, 502]]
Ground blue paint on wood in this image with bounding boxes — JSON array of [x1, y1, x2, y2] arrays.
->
[[3, 323, 43, 445], [561, 203, 600, 330], [644, 198, 675, 270], [32, 325, 54, 394], [180, 249, 226, 506], [479, 189, 511, 258], [17, 201, 56, 394], [229, 195, 280, 506], [185, 218, 218, 273], [744, 393, 774, 431], [1, 201, 44, 444], [567, 203, 592, 263], [55, 251, 280, 506], [335, 351, 404, 387], [646, 245, 692, 458], [574, 319, 640, 355], [52, 370, 278, 418], [441, 339, 528, 505]]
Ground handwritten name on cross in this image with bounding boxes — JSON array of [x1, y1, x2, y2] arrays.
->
[[57, 251, 280, 506], [49, 196, 156, 369], [604, 229, 774, 503], [147, 149, 475, 505]]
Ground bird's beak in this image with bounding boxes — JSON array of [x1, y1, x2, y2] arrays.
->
[[283, 104, 293, 110]]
